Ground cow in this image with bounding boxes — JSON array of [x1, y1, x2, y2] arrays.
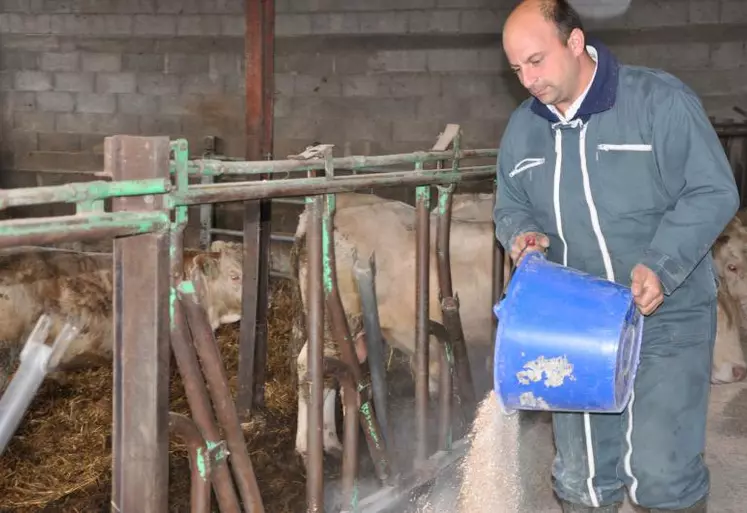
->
[[0, 240, 244, 391], [291, 192, 497, 460], [711, 214, 747, 384]]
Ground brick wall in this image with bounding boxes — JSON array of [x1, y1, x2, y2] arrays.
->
[[0, 0, 746, 210]]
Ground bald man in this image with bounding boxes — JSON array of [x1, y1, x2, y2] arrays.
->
[[493, 1, 739, 512]]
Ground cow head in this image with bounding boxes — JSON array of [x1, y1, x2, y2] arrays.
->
[[189, 240, 244, 331], [713, 215, 747, 306]]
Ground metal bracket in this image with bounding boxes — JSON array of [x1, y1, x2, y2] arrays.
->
[[287, 144, 335, 160], [206, 439, 230, 468]]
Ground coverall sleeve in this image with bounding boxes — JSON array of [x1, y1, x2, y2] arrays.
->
[[493, 122, 544, 251], [638, 87, 740, 295]]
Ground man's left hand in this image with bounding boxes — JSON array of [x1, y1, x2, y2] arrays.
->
[[630, 264, 664, 316]]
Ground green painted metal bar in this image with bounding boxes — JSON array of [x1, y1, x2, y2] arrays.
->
[[174, 166, 496, 207], [170, 149, 498, 177], [0, 211, 169, 249], [0, 178, 171, 210]]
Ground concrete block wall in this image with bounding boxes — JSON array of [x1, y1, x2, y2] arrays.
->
[[0, 0, 745, 208], [0, 0, 246, 191]]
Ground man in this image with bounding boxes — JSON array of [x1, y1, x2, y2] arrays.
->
[[493, 1, 740, 512]]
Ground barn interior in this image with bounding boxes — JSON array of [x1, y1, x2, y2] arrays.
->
[[0, 0, 746, 512]]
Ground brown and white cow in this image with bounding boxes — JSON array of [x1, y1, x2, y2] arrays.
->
[[291, 192, 497, 459], [711, 215, 747, 384], [0, 240, 244, 390]]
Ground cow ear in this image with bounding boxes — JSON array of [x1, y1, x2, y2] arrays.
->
[[194, 254, 220, 280], [210, 240, 227, 253]]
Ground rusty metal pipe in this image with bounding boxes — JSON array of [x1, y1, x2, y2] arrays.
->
[[322, 194, 392, 483], [168, 412, 212, 513], [176, 167, 496, 206], [178, 288, 265, 513], [261, 0, 275, 162], [181, 149, 497, 177], [434, 187, 454, 451], [352, 252, 391, 449], [414, 184, 430, 467], [238, 0, 274, 418], [0, 212, 168, 250], [305, 195, 325, 512], [170, 299, 243, 513], [435, 197, 476, 420], [319, 357, 359, 513]]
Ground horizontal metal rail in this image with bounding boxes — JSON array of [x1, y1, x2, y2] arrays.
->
[[173, 165, 496, 207], [0, 178, 171, 211], [210, 227, 295, 243], [0, 211, 170, 249], [168, 149, 497, 177]]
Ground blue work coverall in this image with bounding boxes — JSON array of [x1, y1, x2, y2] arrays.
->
[[493, 40, 740, 510]]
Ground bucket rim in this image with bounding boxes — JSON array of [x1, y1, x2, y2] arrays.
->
[[496, 250, 546, 317]]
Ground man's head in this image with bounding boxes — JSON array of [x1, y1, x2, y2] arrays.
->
[[502, 0, 591, 112]]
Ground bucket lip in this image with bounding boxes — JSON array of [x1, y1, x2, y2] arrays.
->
[[499, 251, 545, 311], [493, 252, 545, 400]]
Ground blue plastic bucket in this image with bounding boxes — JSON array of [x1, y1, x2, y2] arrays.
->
[[493, 252, 643, 414]]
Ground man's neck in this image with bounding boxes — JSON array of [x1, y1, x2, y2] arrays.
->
[[552, 50, 598, 119]]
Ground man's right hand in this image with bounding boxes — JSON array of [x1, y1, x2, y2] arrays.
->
[[510, 231, 550, 263]]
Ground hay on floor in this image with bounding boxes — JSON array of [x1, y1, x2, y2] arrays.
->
[[0, 278, 308, 513]]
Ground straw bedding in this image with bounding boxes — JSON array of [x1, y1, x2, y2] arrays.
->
[[0, 278, 310, 513]]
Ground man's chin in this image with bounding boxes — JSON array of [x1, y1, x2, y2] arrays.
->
[[533, 91, 555, 104]]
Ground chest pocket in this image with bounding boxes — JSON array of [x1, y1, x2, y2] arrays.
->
[[593, 143, 668, 216], [508, 156, 556, 229]]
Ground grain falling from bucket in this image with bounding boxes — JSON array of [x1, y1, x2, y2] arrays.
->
[[455, 390, 525, 512]]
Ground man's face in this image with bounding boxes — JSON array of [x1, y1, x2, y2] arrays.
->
[[503, 21, 582, 108]]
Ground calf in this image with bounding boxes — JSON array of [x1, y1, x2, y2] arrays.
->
[[0, 240, 243, 390], [711, 215, 747, 384], [291, 192, 497, 459]]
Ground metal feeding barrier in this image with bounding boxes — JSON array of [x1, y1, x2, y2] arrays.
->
[[0, 124, 505, 513]]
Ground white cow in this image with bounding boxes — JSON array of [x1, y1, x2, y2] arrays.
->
[[711, 214, 747, 384], [0, 241, 245, 390], [290, 192, 497, 459]]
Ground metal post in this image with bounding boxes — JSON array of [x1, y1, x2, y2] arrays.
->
[[414, 178, 430, 468], [108, 135, 171, 513], [168, 412, 212, 513], [179, 286, 266, 513], [171, 300, 242, 513], [238, 0, 275, 418], [306, 194, 325, 512]]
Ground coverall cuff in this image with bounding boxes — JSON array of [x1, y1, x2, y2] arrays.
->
[[637, 248, 687, 296], [502, 224, 543, 253]]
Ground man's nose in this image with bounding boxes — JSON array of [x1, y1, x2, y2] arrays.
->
[[520, 69, 538, 89]]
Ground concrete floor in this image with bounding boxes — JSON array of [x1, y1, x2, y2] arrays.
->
[[392, 379, 747, 512], [537, 380, 747, 512]]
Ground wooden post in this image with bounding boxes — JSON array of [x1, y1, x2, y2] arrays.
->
[[238, 0, 275, 418], [107, 135, 171, 513]]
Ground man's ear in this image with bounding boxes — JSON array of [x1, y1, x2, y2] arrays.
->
[[567, 27, 586, 57]]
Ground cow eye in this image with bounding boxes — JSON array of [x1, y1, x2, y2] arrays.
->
[[728, 264, 738, 272]]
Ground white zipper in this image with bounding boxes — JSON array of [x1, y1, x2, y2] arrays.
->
[[508, 157, 545, 178], [552, 129, 568, 273], [597, 143, 652, 152]]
